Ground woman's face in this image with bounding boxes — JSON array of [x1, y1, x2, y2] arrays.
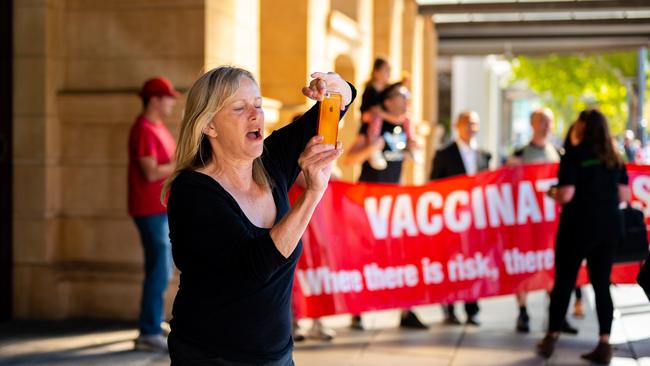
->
[[150, 95, 177, 118], [374, 63, 391, 83], [384, 92, 407, 115], [570, 120, 586, 145], [210, 77, 265, 161]]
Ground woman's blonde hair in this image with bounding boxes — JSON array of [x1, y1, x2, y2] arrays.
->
[[161, 66, 273, 203]]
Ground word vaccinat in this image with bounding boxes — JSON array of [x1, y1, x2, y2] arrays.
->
[[364, 179, 558, 239]]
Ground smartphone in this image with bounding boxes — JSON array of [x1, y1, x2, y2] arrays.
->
[[317, 91, 342, 145]]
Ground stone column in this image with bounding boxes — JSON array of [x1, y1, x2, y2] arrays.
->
[[373, 0, 403, 80], [399, 0, 418, 184], [260, 0, 310, 122], [423, 18, 439, 180], [13, 0, 237, 320], [205, 0, 260, 78], [401, 0, 416, 76], [13, 0, 65, 319]]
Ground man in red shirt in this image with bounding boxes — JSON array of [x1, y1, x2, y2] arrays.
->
[[128, 76, 178, 352]]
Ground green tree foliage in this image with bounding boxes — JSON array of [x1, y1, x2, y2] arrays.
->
[[510, 52, 640, 135]]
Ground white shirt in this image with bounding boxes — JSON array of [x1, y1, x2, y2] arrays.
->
[[456, 138, 478, 175]]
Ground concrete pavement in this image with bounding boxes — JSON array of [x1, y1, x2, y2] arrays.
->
[[1, 285, 648, 365]]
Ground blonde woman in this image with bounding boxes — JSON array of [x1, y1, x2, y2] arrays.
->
[[163, 67, 354, 365]]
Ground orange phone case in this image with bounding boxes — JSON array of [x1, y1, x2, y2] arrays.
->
[[317, 92, 342, 145]]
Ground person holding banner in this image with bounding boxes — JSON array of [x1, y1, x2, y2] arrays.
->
[[537, 109, 630, 364], [508, 108, 560, 165], [430, 110, 491, 326], [163, 66, 354, 365], [343, 82, 428, 330], [507, 108, 582, 335]]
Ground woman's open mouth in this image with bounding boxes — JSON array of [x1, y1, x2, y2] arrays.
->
[[246, 128, 263, 141]]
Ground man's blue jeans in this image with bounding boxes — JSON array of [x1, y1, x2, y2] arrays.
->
[[134, 213, 173, 336]]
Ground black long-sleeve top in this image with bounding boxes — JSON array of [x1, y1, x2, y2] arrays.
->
[[556, 143, 628, 252], [167, 85, 356, 363]]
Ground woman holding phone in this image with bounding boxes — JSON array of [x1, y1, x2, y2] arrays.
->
[[164, 66, 354, 365], [537, 109, 630, 364]]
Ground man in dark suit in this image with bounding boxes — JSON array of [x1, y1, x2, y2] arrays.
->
[[430, 110, 491, 326]]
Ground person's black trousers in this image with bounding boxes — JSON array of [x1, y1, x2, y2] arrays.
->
[[548, 241, 614, 336], [445, 301, 479, 318]]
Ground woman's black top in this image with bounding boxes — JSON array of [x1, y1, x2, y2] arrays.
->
[[359, 82, 380, 114], [556, 143, 628, 252], [166, 86, 355, 363]]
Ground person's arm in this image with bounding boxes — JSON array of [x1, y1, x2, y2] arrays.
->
[[506, 148, 524, 166], [619, 165, 631, 202], [548, 185, 575, 204], [263, 73, 356, 187], [506, 156, 523, 166], [550, 147, 578, 204], [367, 105, 406, 125], [619, 185, 631, 202], [133, 126, 175, 182], [138, 157, 175, 182], [340, 133, 384, 166], [270, 135, 342, 257]]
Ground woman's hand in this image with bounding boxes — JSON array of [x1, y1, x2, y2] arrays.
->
[[298, 135, 343, 194], [547, 185, 575, 204], [546, 186, 558, 200], [302, 72, 353, 110]]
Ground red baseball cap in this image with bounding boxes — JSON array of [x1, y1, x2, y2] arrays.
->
[[139, 76, 180, 99]]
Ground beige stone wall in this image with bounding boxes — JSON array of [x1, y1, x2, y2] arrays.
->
[[14, 0, 66, 319], [57, 0, 206, 320], [13, 0, 437, 320], [260, 0, 309, 112], [422, 18, 439, 180], [205, 0, 260, 78], [12, 0, 264, 320]]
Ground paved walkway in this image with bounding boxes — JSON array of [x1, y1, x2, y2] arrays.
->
[[1, 285, 648, 365]]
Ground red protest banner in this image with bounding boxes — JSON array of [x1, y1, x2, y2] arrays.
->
[[291, 164, 650, 319]]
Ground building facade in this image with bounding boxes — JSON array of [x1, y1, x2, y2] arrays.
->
[[10, 0, 438, 320]]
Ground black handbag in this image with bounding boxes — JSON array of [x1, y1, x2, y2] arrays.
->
[[615, 206, 650, 263]]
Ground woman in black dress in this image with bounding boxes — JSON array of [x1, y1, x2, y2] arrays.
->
[[537, 109, 630, 364], [163, 67, 354, 365]]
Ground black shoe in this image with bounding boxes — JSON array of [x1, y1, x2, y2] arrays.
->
[[516, 311, 530, 333], [443, 314, 461, 325], [581, 342, 612, 364], [560, 319, 578, 335], [466, 316, 480, 326], [400, 310, 428, 329], [350, 315, 364, 330], [536, 334, 558, 359]]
